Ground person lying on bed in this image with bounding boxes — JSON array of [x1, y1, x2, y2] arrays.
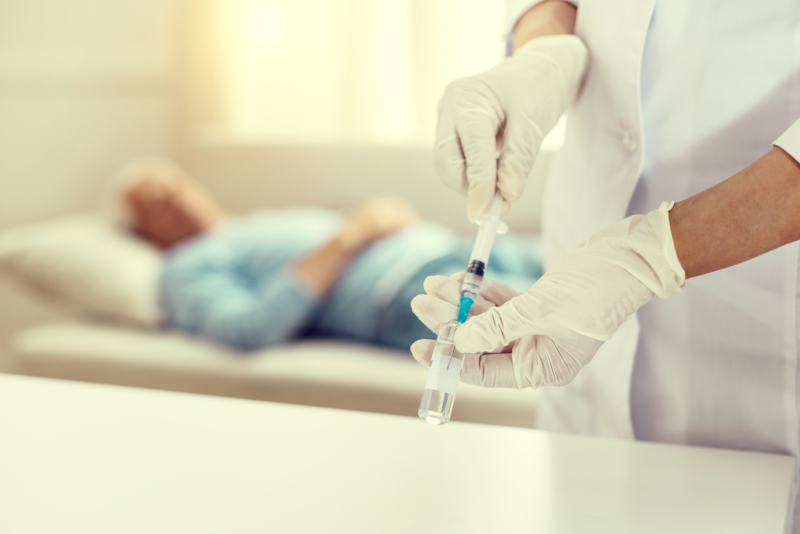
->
[[112, 158, 543, 351]]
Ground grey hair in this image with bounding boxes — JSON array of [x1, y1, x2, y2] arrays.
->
[[102, 158, 188, 229]]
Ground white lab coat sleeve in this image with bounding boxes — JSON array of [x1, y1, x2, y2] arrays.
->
[[773, 117, 800, 165], [503, 0, 579, 38]]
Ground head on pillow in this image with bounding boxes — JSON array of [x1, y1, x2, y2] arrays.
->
[[107, 159, 226, 249]]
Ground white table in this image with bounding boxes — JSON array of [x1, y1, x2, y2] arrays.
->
[[0, 374, 793, 533]]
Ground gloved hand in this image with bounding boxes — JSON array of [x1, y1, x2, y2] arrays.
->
[[435, 34, 589, 222], [410, 202, 686, 388]]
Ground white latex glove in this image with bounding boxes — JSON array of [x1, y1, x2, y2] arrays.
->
[[410, 202, 686, 388], [435, 34, 589, 222]]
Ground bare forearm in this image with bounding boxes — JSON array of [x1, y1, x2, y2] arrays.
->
[[293, 236, 357, 295], [512, 0, 577, 51], [294, 197, 418, 295], [670, 147, 800, 278]]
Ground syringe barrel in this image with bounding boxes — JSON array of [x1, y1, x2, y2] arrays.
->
[[468, 217, 502, 264], [457, 216, 500, 321], [418, 321, 464, 425]]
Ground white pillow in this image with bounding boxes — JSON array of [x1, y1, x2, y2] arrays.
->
[[0, 213, 163, 327]]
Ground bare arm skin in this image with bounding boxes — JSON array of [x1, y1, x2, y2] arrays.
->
[[512, 1, 577, 51], [293, 235, 361, 296], [293, 198, 419, 295], [671, 148, 800, 278]]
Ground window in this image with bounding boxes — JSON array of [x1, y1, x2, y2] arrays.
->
[[189, 0, 507, 146]]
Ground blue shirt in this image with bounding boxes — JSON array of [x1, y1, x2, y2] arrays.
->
[[160, 208, 462, 350]]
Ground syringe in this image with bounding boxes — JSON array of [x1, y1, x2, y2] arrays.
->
[[418, 193, 508, 425], [456, 193, 509, 323]]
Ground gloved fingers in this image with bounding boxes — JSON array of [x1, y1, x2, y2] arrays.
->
[[448, 272, 521, 307], [434, 93, 468, 196], [411, 294, 454, 334], [433, 136, 468, 197], [460, 351, 519, 388], [473, 278, 522, 307], [422, 275, 494, 315], [458, 113, 499, 223], [410, 339, 436, 367], [509, 333, 605, 388], [411, 293, 491, 335], [454, 293, 538, 354], [495, 117, 541, 203], [449, 94, 502, 222], [449, 272, 465, 282], [412, 338, 519, 388]]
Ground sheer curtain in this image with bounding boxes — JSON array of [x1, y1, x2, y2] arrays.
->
[[188, 0, 506, 146]]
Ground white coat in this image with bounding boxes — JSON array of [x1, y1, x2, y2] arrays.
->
[[504, 0, 800, 530]]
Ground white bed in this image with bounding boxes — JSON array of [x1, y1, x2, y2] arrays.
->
[[0, 2, 546, 429], [0, 270, 538, 428]]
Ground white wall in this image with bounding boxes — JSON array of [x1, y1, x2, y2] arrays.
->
[[0, 0, 549, 236], [186, 141, 550, 236], [0, 0, 179, 228]]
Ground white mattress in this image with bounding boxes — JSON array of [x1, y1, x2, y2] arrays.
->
[[9, 322, 538, 428]]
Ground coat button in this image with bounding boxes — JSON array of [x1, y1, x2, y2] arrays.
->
[[621, 128, 639, 152]]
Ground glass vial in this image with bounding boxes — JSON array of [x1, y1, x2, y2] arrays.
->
[[418, 321, 464, 425]]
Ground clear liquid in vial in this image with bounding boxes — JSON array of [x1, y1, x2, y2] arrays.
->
[[418, 322, 464, 425]]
